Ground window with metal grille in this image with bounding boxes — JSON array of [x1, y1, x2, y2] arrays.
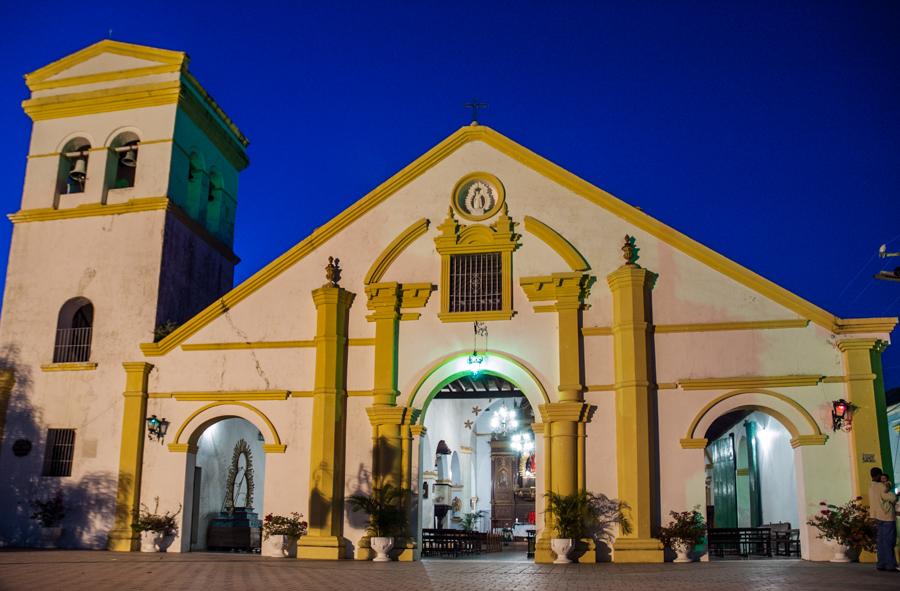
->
[[449, 252, 502, 313], [42, 428, 75, 477], [53, 297, 93, 363]]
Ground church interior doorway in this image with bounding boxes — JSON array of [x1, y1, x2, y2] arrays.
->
[[419, 373, 537, 561], [186, 417, 266, 553], [703, 410, 800, 559]]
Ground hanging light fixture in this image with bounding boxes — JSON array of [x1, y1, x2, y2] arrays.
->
[[467, 321, 488, 375], [831, 399, 854, 432], [489, 403, 518, 436], [510, 432, 534, 453]]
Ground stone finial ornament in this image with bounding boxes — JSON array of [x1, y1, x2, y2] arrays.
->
[[325, 256, 342, 287], [622, 235, 639, 266]]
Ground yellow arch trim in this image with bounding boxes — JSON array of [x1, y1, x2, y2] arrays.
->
[[170, 401, 286, 453], [141, 125, 884, 357], [685, 388, 824, 441], [523, 216, 590, 272], [364, 218, 430, 285], [407, 349, 551, 413]]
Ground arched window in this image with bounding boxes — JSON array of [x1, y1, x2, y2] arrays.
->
[[57, 138, 91, 196], [108, 132, 140, 189], [206, 169, 224, 235], [53, 297, 93, 363], [186, 151, 208, 222]]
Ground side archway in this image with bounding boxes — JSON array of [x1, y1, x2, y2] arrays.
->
[[168, 401, 287, 453], [681, 388, 826, 449]]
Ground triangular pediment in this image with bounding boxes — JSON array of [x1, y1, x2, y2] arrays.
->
[[141, 125, 896, 355], [25, 40, 186, 91]]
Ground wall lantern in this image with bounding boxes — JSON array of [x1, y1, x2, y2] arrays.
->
[[831, 399, 854, 432], [146, 414, 170, 442], [467, 321, 489, 375]]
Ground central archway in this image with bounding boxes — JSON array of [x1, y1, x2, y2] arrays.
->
[[406, 350, 549, 562]]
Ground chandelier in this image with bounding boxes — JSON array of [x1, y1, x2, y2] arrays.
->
[[490, 403, 518, 435], [510, 432, 533, 453]]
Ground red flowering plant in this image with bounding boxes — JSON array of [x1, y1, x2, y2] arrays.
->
[[806, 497, 876, 552], [262, 512, 308, 540]]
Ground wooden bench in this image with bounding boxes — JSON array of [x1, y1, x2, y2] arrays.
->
[[708, 527, 771, 558], [421, 529, 502, 557]]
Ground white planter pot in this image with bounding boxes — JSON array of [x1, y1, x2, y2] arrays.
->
[[673, 544, 693, 563], [140, 531, 174, 553], [40, 526, 62, 549], [280, 535, 298, 558], [371, 536, 394, 562], [551, 538, 574, 564], [829, 545, 852, 563]]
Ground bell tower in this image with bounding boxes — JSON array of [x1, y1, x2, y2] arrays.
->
[[0, 40, 248, 547]]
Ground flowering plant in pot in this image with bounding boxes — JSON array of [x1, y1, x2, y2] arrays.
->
[[347, 484, 408, 562], [132, 497, 181, 552], [659, 509, 706, 563], [806, 497, 876, 562], [544, 491, 631, 564], [30, 491, 65, 548], [262, 512, 308, 557]]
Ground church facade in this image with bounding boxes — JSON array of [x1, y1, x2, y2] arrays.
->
[[0, 41, 895, 563]]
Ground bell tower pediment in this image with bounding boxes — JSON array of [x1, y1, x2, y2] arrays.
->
[[25, 40, 186, 93]]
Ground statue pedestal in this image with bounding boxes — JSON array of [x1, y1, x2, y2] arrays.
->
[[207, 508, 262, 552]]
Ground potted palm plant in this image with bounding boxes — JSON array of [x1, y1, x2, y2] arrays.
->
[[659, 509, 706, 562], [132, 497, 181, 552], [262, 512, 308, 557], [807, 497, 876, 562], [544, 490, 630, 564], [347, 484, 408, 562], [30, 491, 65, 548]]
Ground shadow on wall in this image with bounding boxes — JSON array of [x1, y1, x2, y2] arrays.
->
[[345, 463, 373, 532], [0, 344, 120, 548]]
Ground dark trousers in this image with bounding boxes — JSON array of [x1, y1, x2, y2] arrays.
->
[[876, 519, 897, 570]]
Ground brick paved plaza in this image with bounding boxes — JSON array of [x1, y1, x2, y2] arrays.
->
[[0, 551, 898, 591]]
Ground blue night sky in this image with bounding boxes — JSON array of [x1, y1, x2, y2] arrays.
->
[[0, 2, 898, 386]]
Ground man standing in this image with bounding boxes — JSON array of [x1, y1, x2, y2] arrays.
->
[[869, 467, 899, 572]]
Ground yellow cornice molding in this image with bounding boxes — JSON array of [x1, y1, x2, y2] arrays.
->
[[522, 216, 589, 272], [40, 362, 98, 372], [28, 63, 182, 92], [9, 196, 169, 223], [22, 80, 181, 121], [364, 218, 430, 285], [677, 374, 823, 390], [177, 77, 249, 170], [25, 39, 186, 90], [836, 338, 881, 352], [149, 390, 290, 401], [180, 338, 374, 351], [679, 438, 709, 449], [135, 125, 860, 356], [582, 319, 811, 336], [833, 317, 898, 335], [8, 196, 238, 264], [519, 273, 593, 309], [790, 434, 828, 448]]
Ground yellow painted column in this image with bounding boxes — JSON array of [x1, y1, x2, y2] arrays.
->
[[837, 339, 885, 498], [108, 362, 153, 552], [607, 253, 663, 563], [298, 279, 355, 560]]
